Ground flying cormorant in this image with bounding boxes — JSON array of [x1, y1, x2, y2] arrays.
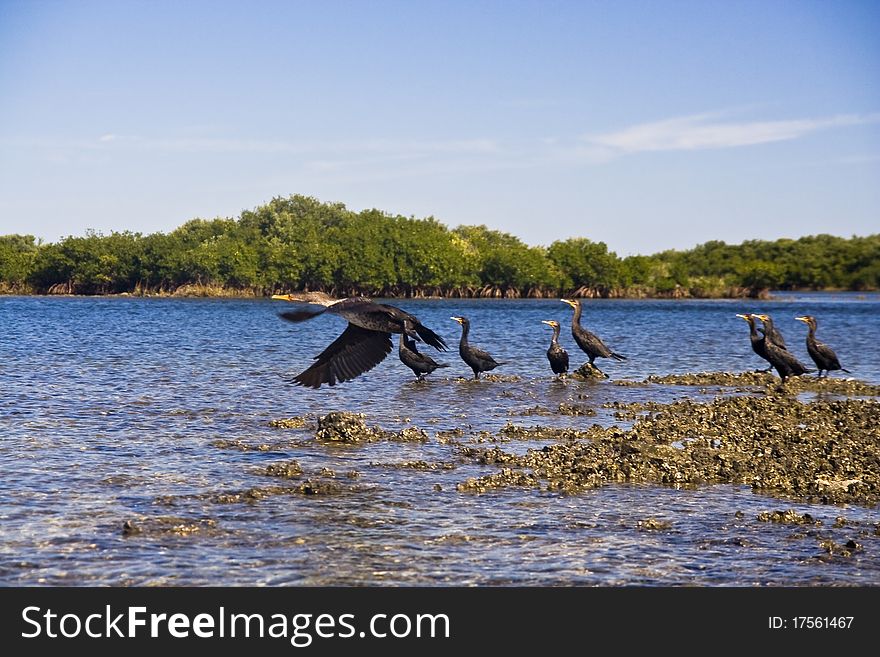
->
[[541, 320, 569, 377], [450, 316, 503, 379], [561, 298, 625, 375], [794, 315, 850, 377], [271, 292, 447, 388], [398, 320, 450, 379]]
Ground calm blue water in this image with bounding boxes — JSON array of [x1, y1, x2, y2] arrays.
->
[[1, 293, 878, 585]]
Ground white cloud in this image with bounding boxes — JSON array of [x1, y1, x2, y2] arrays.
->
[[585, 112, 880, 153]]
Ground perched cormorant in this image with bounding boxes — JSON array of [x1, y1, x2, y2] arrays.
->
[[271, 292, 447, 388], [541, 320, 569, 377], [736, 313, 774, 371], [754, 314, 811, 384], [794, 315, 850, 377], [450, 316, 503, 379], [398, 320, 450, 379], [757, 313, 787, 350], [561, 298, 625, 375]]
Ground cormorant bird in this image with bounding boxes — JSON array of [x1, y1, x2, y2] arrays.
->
[[561, 298, 625, 375], [757, 313, 787, 349], [271, 292, 447, 388], [736, 313, 774, 371], [754, 314, 811, 384], [794, 315, 850, 377], [398, 320, 450, 379], [450, 316, 503, 379], [541, 320, 569, 377]]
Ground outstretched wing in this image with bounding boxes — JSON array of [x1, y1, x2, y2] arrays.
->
[[403, 334, 421, 354], [412, 322, 448, 351], [372, 303, 448, 351], [292, 324, 392, 388], [279, 307, 328, 323]]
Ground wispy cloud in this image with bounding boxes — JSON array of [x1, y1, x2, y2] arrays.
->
[[5, 109, 877, 187], [585, 112, 880, 153]]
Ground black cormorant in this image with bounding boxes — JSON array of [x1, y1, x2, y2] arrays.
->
[[450, 316, 503, 379], [754, 314, 811, 384], [756, 313, 787, 349], [398, 320, 450, 379], [561, 298, 625, 375], [541, 320, 569, 377], [795, 315, 850, 377], [736, 313, 774, 371], [271, 292, 447, 388]]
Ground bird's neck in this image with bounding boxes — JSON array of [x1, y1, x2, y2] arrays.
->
[[551, 325, 561, 344], [458, 322, 470, 345], [570, 303, 582, 326]]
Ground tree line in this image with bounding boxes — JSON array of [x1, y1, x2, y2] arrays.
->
[[1, 195, 877, 298]]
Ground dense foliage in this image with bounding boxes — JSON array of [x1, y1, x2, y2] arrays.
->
[[1, 195, 877, 297]]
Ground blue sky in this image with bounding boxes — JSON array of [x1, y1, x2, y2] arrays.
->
[[0, 0, 877, 256]]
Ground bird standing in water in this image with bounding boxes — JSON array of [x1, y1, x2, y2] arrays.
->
[[756, 313, 787, 349], [736, 313, 774, 371], [753, 313, 811, 386], [271, 292, 447, 388], [541, 320, 569, 377], [794, 315, 849, 377], [560, 298, 625, 376], [398, 320, 450, 380], [450, 316, 503, 379]]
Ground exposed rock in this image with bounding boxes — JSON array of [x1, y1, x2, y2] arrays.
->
[[269, 416, 310, 429], [455, 395, 880, 506]]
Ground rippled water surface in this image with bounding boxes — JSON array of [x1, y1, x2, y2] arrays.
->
[[2, 293, 879, 585]]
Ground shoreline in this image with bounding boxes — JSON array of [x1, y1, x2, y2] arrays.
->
[[2, 288, 877, 301]]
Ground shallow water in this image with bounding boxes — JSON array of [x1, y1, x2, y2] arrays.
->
[[1, 293, 879, 585]]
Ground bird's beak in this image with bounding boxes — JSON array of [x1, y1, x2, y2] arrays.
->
[[541, 320, 554, 327], [271, 294, 294, 301], [735, 314, 750, 320], [794, 316, 808, 323], [561, 299, 576, 308], [754, 314, 768, 321], [450, 316, 463, 324]]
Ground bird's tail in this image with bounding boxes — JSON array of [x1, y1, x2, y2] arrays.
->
[[841, 368, 852, 373], [610, 352, 627, 361], [436, 362, 451, 368], [414, 323, 448, 351], [279, 307, 327, 323]]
